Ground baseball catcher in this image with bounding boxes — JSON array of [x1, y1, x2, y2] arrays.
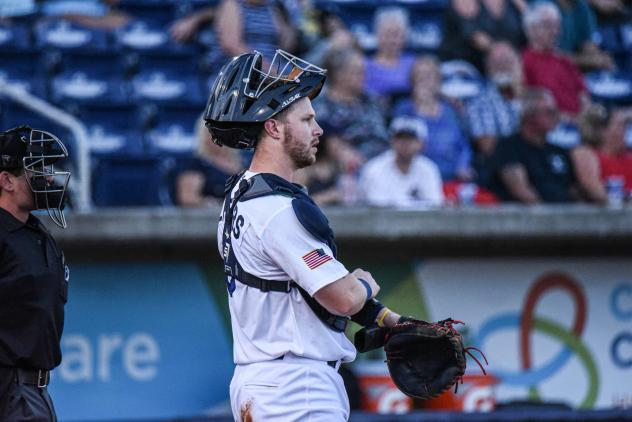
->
[[355, 317, 488, 399]]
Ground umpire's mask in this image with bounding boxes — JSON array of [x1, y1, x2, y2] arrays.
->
[[0, 126, 71, 228]]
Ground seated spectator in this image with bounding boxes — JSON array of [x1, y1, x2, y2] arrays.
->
[[363, 7, 416, 100], [439, 0, 527, 74], [215, 0, 297, 60], [539, 0, 614, 72], [359, 116, 444, 208], [394, 55, 474, 182], [466, 42, 523, 183], [313, 48, 389, 160], [522, 2, 590, 120], [486, 88, 578, 203], [174, 117, 243, 207], [572, 104, 632, 203], [40, 0, 130, 30]]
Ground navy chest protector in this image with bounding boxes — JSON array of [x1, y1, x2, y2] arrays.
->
[[221, 171, 348, 333]]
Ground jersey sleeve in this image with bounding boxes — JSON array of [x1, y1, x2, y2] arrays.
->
[[260, 205, 349, 296]]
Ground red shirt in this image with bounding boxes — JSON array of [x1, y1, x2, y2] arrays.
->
[[597, 150, 632, 193], [522, 48, 586, 115]]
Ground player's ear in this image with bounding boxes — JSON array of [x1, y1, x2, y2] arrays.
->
[[263, 118, 283, 141]]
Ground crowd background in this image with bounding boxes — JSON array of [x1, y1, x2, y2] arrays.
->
[[0, 0, 631, 209]]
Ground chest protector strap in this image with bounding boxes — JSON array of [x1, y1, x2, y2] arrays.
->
[[221, 172, 348, 333]]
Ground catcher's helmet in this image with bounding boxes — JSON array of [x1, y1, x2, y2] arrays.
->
[[0, 126, 71, 228], [204, 49, 326, 149]]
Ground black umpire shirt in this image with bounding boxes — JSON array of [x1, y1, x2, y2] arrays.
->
[[0, 207, 68, 370]]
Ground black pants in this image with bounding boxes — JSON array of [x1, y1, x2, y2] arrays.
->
[[0, 368, 57, 422]]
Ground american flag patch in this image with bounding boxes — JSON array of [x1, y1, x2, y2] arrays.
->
[[302, 248, 332, 269]]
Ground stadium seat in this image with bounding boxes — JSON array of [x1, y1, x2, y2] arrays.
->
[[0, 50, 47, 97], [130, 53, 203, 104], [92, 155, 173, 207], [0, 21, 31, 50], [144, 104, 201, 155], [34, 19, 109, 50], [114, 3, 199, 53], [546, 121, 581, 149], [440, 60, 483, 101], [49, 51, 129, 104], [585, 71, 632, 106], [71, 104, 144, 157]]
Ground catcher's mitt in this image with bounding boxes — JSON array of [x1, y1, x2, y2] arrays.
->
[[384, 318, 487, 400]]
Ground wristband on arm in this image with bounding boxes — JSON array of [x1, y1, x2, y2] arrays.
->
[[358, 278, 372, 301]]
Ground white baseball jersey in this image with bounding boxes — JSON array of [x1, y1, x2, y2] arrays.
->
[[359, 150, 444, 208], [217, 171, 357, 365]]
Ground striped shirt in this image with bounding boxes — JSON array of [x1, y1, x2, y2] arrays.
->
[[241, 0, 280, 60], [466, 83, 520, 140]]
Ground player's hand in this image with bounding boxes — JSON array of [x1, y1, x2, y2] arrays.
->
[[352, 268, 380, 299]]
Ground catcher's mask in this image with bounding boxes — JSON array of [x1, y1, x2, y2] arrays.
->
[[204, 49, 326, 149], [0, 126, 71, 228]]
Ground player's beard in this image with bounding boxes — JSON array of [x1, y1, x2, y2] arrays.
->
[[283, 127, 316, 169]]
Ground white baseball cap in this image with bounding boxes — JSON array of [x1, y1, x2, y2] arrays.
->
[[389, 116, 428, 140]]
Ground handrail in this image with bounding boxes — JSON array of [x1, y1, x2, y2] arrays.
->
[[0, 81, 92, 212]]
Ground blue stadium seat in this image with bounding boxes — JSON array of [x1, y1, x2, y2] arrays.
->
[[72, 104, 144, 157], [408, 19, 443, 52], [0, 50, 47, 97], [0, 21, 31, 50], [440, 60, 483, 101], [130, 53, 203, 104], [585, 71, 632, 106], [49, 51, 129, 104], [114, 2, 199, 53], [34, 19, 109, 50], [144, 104, 201, 155], [92, 156, 173, 207], [547, 121, 580, 149]]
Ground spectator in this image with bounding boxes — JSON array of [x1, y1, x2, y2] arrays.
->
[[588, 0, 630, 25], [486, 88, 578, 203], [363, 7, 416, 100], [394, 55, 474, 182], [539, 0, 614, 72], [359, 116, 444, 208], [522, 2, 590, 119], [215, 0, 297, 60], [439, 0, 528, 74], [572, 104, 632, 203], [313, 48, 389, 161], [174, 117, 243, 207], [466, 42, 523, 182]]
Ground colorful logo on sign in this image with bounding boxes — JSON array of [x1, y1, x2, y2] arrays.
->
[[475, 272, 599, 408]]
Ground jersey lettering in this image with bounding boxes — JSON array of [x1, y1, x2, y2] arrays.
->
[[233, 215, 245, 239]]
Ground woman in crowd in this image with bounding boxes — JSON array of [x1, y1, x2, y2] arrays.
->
[[572, 104, 632, 204], [394, 55, 474, 182]]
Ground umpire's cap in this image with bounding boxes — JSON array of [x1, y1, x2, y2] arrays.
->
[[204, 49, 326, 149], [0, 126, 29, 170]]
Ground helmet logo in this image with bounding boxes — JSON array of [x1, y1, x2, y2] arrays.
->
[[281, 92, 301, 109]]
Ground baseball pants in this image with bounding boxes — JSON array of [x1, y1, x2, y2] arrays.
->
[[230, 353, 350, 421]]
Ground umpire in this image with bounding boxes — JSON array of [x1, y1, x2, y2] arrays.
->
[[0, 126, 71, 422]]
